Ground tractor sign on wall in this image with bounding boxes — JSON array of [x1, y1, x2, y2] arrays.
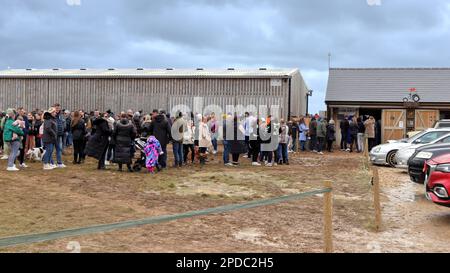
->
[[403, 88, 421, 103]]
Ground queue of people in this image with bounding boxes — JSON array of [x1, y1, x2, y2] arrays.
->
[[1, 105, 345, 172], [339, 115, 377, 153]]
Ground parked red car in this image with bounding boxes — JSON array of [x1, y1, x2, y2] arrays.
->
[[424, 154, 450, 207]]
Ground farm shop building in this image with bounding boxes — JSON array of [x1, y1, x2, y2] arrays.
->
[[326, 68, 450, 144], [0, 68, 309, 119]]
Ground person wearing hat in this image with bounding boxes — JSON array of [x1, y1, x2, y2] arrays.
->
[[326, 120, 336, 152], [3, 108, 24, 171]]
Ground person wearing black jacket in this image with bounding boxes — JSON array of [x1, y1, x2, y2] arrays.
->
[[25, 112, 38, 154], [289, 119, 299, 152], [229, 116, 247, 166], [85, 115, 112, 170], [348, 117, 359, 153], [249, 118, 262, 166], [113, 113, 137, 172], [149, 110, 171, 169], [34, 113, 43, 148], [42, 108, 58, 170], [71, 111, 87, 164], [340, 116, 349, 151], [326, 120, 336, 152]]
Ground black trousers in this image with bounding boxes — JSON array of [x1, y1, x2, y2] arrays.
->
[[340, 133, 347, 150], [35, 137, 42, 148], [159, 144, 167, 168], [118, 163, 132, 170], [199, 147, 207, 164], [232, 153, 240, 163], [73, 140, 84, 163], [0, 131, 3, 150], [97, 144, 108, 169], [249, 140, 260, 162], [183, 144, 195, 163], [262, 151, 273, 163], [18, 136, 27, 164], [80, 139, 87, 161], [245, 136, 251, 157], [349, 134, 357, 152], [368, 138, 376, 151], [327, 140, 334, 152]]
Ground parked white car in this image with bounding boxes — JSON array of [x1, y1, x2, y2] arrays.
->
[[370, 129, 450, 167], [395, 132, 450, 169]]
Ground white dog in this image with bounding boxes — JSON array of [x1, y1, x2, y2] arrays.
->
[[26, 147, 45, 161]]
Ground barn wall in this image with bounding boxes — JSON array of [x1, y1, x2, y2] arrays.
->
[[290, 71, 308, 117], [0, 77, 302, 119]]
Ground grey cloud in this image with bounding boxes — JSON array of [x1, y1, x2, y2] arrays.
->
[[1, 0, 450, 113]]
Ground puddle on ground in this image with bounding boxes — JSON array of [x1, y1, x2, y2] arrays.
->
[[233, 228, 288, 248]]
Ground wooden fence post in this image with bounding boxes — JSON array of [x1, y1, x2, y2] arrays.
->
[[364, 134, 369, 158], [363, 135, 370, 170], [323, 180, 333, 253], [372, 167, 382, 232]]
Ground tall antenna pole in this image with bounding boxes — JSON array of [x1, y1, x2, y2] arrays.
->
[[328, 53, 332, 69]]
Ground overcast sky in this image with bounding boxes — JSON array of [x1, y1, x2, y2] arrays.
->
[[1, 0, 450, 113]]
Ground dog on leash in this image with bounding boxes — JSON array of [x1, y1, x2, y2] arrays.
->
[[26, 147, 45, 161]]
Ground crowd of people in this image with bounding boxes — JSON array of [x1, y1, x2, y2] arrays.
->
[[0, 104, 377, 172]]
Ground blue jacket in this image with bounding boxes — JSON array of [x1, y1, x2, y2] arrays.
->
[[56, 113, 66, 136], [299, 123, 309, 141]]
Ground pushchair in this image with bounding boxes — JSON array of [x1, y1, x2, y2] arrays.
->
[[132, 137, 148, 172]]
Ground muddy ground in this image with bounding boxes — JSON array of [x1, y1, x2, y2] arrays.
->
[[0, 148, 448, 253]]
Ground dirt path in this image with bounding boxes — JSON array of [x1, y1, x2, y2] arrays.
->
[[337, 167, 450, 253]]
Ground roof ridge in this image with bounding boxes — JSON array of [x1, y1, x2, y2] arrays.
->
[[330, 67, 450, 70]]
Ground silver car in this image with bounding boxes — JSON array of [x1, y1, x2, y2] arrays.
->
[[395, 131, 450, 169], [370, 129, 450, 167]]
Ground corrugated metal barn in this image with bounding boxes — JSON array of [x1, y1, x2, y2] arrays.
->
[[0, 68, 309, 119], [326, 68, 450, 143]]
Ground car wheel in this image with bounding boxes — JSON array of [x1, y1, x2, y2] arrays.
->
[[386, 151, 397, 167]]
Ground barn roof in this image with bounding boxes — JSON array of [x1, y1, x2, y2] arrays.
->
[[0, 68, 300, 79], [326, 68, 450, 104]]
